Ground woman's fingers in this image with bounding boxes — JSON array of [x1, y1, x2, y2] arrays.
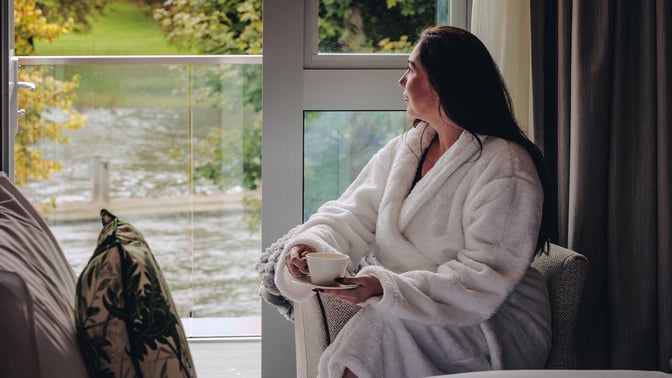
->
[[319, 275, 383, 305], [285, 245, 311, 278]]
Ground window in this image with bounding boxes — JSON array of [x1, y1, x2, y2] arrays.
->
[[17, 57, 262, 333], [303, 111, 409, 220], [14, 0, 263, 338]]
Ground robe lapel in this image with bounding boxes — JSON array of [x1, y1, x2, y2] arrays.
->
[[373, 125, 434, 270], [399, 131, 484, 230], [373, 125, 484, 271]]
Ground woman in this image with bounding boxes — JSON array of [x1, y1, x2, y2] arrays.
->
[[274, 26, 553, 378]]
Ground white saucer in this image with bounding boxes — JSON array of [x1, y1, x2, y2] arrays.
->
[[292, 276, 358, 290]]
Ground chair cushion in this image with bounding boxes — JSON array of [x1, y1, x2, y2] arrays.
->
[[75, 209, 196, 377], [0, 173, 89, 378]]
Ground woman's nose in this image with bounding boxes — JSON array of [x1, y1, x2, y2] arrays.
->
[[398, 75, 406, 88]]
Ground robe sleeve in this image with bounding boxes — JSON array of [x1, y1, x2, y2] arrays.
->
[[274, 137, 402, 302]]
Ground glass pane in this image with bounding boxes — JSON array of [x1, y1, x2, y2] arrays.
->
[[318, 1, 438, 53], [303, 111, 410, 220], [16, 59, 262, 326]]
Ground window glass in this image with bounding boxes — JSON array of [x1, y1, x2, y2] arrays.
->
[[17, 61, 262, 322], [317, 1, 436, 53], [15, 0, 263, 336], [303, 111, 410, 220]]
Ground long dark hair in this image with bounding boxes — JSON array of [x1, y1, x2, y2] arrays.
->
[[415, 25, 552, 253]]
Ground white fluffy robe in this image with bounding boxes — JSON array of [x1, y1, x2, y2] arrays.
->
[[275, 125, 552, 377]]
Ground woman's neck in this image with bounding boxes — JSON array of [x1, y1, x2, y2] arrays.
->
[[428, 120, 463, 155]]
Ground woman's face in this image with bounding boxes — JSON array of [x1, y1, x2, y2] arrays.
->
[[398, 44, 439, 122]]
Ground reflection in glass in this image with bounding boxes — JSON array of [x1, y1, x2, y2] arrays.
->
[[17, 62, 262, 320], [303, 111, 410, 220]]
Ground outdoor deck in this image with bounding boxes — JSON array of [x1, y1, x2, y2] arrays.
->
[[185, 317, 262, 377], [189, 338, 261, 377]]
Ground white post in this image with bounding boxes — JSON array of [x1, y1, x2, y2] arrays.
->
[[91, 155, 109, 204]]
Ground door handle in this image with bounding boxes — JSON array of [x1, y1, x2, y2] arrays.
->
[[18, 81, 36, 91], [16, 82, 36, 118]]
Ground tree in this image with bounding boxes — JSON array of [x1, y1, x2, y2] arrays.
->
[[318, 0, 434, 52], [13, 0, 88, 186], [151, 0, 433, 54], [34, 0, 108, 33], [152, 0, 262, 55]]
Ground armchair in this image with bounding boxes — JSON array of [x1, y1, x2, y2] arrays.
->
[[293, 244, 588, 377]]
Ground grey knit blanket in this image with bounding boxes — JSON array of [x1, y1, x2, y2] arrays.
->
[[256, 226, 375, 321], [255, 226, 300, 321]]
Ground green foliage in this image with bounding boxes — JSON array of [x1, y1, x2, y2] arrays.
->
[[318, 0, 435, 52], [152, 0, 262, 54], [35, 0, 108, 33], [14, 67, 87, 186], [14, 0, 88, 186]]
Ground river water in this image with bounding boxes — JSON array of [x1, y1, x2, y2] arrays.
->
[[20, 107, 262, 318]]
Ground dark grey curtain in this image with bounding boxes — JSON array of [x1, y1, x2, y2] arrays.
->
[[531, 0, 671, 371]]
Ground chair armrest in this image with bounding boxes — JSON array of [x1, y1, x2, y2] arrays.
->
[[294, 293, 360, 378]]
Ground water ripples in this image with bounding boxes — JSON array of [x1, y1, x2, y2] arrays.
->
[[22, 107, 262, 318]]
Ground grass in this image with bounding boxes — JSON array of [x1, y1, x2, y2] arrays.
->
[[34, 0, 195, 56]]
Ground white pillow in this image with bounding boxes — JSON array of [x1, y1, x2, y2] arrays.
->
[[0, 173, 88, 378]]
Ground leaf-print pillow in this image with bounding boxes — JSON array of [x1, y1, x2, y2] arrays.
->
[[75, 209, 196, 378]]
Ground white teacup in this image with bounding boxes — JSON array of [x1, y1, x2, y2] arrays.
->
[[305, 252, 349, 286]]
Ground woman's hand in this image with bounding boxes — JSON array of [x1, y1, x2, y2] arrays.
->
[[284, 244, 316, 278], [318, 274, 383, 305]]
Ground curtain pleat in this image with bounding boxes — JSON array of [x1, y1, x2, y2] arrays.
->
[[655, 0, 672, 371], [531, 0, 671, 371]]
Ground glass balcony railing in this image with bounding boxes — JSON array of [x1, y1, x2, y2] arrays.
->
[[16, 55, 262, 337]]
